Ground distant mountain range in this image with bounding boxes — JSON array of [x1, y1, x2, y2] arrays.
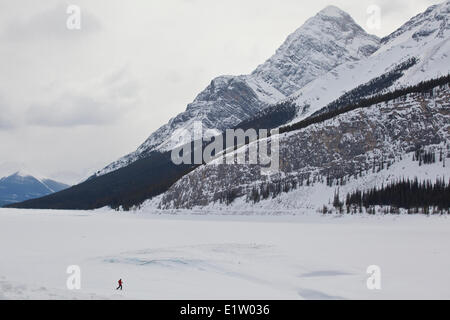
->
[[7, 1, 450, 211], [0, 172, 69, 207]]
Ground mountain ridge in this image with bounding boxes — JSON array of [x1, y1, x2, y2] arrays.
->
[[94, 5, 380, 177], [283, 0, 450, 125], [0, 172, 69, 207]]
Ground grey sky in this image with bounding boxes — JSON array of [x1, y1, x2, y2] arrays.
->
[[0, 0, 443, 183]]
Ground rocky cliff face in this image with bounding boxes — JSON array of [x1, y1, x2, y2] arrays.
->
[[159, 84, 450, 209], [95, 6, 380, 177], [252, 5, 380, 97]]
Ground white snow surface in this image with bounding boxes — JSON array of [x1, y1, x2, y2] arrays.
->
[[1, 208, 450, 300]]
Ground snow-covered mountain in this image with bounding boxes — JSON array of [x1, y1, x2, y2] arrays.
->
[[157, 82, 450, 210], [251, 5, 380, 96], [149, 2, 450, 211], [10, 3, 448, 212], [285, 0, 450, 124], [0, 171, 69, 207], [95, 5, 380, 177]]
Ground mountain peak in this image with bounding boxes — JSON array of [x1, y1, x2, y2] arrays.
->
[[250, 5, 380, 96], [13, 170, 33, 178], [94, 4, 380, 180], [317, 5, 350, 18], [10, 170, 45, 182]]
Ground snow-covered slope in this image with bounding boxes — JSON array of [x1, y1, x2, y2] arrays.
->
[[286, 0, 450, 124], [95, 6, 380, 177], [156, 83, 450, 210]]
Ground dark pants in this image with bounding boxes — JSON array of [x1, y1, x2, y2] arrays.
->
[[116, 285, 122, 290]]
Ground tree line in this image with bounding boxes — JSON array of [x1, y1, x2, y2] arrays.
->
[[312, 57, 418, 118], [345, 178, 450, 213]]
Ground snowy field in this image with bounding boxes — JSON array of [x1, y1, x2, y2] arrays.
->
[[0, 208, 449, 300]]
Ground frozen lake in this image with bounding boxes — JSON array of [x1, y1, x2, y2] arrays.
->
[[0, 208, 449, 299]]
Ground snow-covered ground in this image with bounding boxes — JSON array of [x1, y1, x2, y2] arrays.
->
[[1, 208, 449, 300]]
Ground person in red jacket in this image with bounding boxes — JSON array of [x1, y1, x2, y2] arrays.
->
[[116, 279, 123, 290]]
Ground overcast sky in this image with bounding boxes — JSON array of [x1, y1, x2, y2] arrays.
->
[[0, 0, 443, 183]]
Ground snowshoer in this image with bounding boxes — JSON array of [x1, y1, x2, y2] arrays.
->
[[116, 279, 123, 290]]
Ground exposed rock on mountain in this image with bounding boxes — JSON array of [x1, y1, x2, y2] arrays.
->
[[159, 83, 450, 209]]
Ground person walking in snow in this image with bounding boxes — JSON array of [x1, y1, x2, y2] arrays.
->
[[116, 279, 123, 290]]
